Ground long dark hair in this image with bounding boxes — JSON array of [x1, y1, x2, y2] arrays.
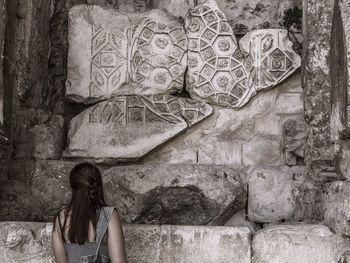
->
[[56, 162, 107, 244]]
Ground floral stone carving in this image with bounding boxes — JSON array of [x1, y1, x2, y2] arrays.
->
[[64, 93, 213, 162], [66, 6, 187, 104], [185, 0, 301, 108]]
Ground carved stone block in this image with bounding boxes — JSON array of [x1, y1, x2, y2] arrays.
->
[[64, 93, 212, 161], [252, 225, 350, 263], [185, 0, 301, 108], [66, 5, 187, 104]]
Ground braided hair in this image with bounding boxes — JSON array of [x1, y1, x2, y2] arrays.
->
[[64, 162, 107, 244]]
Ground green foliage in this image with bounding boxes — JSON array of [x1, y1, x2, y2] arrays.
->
[[282, 6, 302, 31]]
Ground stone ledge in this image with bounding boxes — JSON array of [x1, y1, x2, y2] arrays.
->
[[0, 222, 251, 263]]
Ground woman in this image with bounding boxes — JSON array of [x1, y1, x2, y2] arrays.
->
[[52, 162, 128, 263]]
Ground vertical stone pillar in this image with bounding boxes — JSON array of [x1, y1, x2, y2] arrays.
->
[[0, 0, 9, 181], [338, 0, 350, 127], [302, 0, 336, 179], [0, 0, 5, 131], [330, 0, 347, 142]]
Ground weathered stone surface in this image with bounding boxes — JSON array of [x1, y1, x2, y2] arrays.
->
[[242, 138, 281, 166], [338, 0, 350, 128], [323, 180, 350, 236], [0, 222, 251, 263], [154, 0, 302, 35], [144, 72, 303, 167], [30, 124, 64, 159], [103, 164, 246, 225], [252, 225, 350, 263], [339, 140, 350, 179], [0, 222, 54, 263], [0, 180, 45, 221], [282, 116, 307, 165], [160, 225, 251, 263], [0, 0, 5, 127], [248, 166, 305, 223], [31, 160, 75, 217], [14, 0, 54, 107], [66, 6, 187, 103], [65, 94, 212, 162], [303, 0, 335, 177], [185, 0, 301, 108]]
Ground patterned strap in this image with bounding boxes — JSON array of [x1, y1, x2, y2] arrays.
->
[[95, 206, 115, 256]]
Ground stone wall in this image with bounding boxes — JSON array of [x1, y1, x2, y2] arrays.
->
[[0, 0, 306, 225], [0, 222, 349, 263]]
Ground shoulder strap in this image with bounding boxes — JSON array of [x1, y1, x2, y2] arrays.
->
[[95, 206, 115, 256]]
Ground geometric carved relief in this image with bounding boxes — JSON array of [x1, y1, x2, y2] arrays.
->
[[64, 92, 212, 162], [186, 0, 301, 108], [66, 6, 187, 104], [129, 10, 187, 95]]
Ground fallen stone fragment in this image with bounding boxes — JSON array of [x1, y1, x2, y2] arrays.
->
[[252, 224, 350, 263], [64, 94, 213, 162], [103, 164, 246, 225], [185, 0, 301, 108], [66, 5, 187, 103]]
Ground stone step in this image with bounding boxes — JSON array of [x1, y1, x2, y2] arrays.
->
[[0, 222, 349, 263]]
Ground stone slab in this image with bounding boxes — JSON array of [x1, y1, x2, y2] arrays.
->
[[0, 222, 251, 263], [103, 164, 247, 225], [185, 0, 301, 108], [64, 94, 213, 162], [248, 166, 304, 223], [252, 224, 350, 263], [66, 6, 187, 103]]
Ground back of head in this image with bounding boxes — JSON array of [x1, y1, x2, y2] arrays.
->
[[67, 162, 107, 244]]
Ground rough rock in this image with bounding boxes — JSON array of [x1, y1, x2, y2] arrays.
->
[[0, 222, 251, 263], [282, 116, 307, 165], [252, 224, 350, 263], [66, 6, 187, 103], [248, 166, 306, 223], [64, 94, 213, 162], [0, 222, 54, 263], [30, 125, 64, 159], [103, 164, 246, 225], [0, 180, 46, 221], [30, 160, 75, 218], [323, 180, 350, 236], [185, 0, 301, 108]]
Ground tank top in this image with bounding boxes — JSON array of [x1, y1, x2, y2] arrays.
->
[[58, 206, 114, 263]]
